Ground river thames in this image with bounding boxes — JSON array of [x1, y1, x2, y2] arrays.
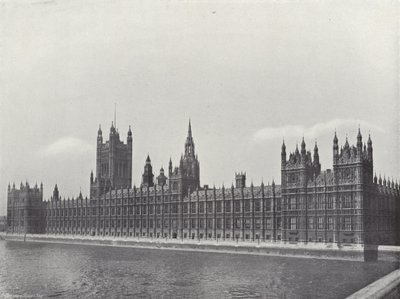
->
[[0, 241, 397, 298]]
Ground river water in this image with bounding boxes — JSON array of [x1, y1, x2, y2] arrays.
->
[[0, 241, 397, 298]]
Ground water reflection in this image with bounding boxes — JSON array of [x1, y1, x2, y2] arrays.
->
[[0, 241, 396, 298]]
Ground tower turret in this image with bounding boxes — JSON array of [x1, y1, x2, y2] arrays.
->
[[313, 141, 321, 174], [52, 184, 59, 201], [357, 127, 363, 156], [367, 134, 373, 162], [235, 172, 246, 188], [157, 167, 167, 186], [281, 139, 286, 167], [142, 155, 154, 187], [97, 124, 103, 144], [301, 137, 306, 156], [168, 158, 173, 177], [185, 119, 195, 157], [333, 131, 339, 163]]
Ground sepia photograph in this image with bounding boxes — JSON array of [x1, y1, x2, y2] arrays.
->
[[0, 0, 399, 298]]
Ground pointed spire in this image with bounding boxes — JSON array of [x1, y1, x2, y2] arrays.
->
[[333, 130, 338, 144], [98, 124, 102, 135], [281, 138, 286, 151], [368, 133, 372, 146], [188, 118, 192, 138], [146, 155, 151, 163]]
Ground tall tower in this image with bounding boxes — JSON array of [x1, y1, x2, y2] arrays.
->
[[332, 129, 374, 245], [142, 155, 155, 187], [90, 122, 133, 198], [280, 137, 321, 243], [169, 120, 200, 194]]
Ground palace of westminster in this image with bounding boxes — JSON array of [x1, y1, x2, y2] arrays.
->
[[6, 120, 400, 246]]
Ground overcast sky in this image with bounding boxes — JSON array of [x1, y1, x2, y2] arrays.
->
[[1, 0, 399, 215]]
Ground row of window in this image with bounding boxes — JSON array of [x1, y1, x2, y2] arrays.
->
[[47, 217, 284, 230], [46, 199, 282, 217], [285, 195, 358, 210], [287, 216, 362, 231]]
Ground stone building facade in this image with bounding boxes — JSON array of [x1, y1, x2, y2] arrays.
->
[[6, 122, 400, 246], [6, 182, 46, 234]]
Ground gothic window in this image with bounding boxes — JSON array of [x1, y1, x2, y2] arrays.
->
[[216, 201, 222, 213], [183, 219, 188, 229], [191, 219, 196, 229], [225, 218, 231, 229], [290, 197, 297, 210], [199, 219, 204, 229], [265, 199, 271, 211], [207, 202, 213, 213], [327, 217, 334, 230], [308, 218, 314, 229], [276, 217, 282, 229], [343, 216, 352, 231], [266, 218, 272, 229], [234, 201, 240, 212], [342, 195, 352, 209], [190, 203, 196, 214], [255, 218, 261, 229], [207, 219, 213, 229], [183, 203, 188, 213], [199, 202, 204, 213], [290, 217, 297, 230], [235, 219, 241, 229], [225, 201, 231, 213], [327, 195, 333, 209], [254, 200, 260, 212], [318, 217, 324, 230], [276, 199, 281, 211], [244, 219, 251, 229], [244, 201, 250, 212], [216, 218, 222, 229]]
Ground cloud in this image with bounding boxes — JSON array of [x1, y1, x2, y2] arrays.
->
[[41, 137, 93, 156], [253, 119, 384, 142]]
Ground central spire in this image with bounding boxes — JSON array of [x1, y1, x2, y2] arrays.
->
[[188, 118, 192, 138], [185, 119, 195, 158]]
